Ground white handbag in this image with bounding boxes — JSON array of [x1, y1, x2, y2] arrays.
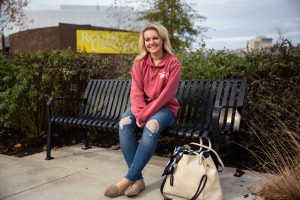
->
[[160, 137, 224, 200]]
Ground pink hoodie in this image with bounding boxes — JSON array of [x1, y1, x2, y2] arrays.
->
[[130, 53, 181, 125]]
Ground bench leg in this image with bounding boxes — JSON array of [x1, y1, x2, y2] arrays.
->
[[45, 123, 54, 160], [212, 135, 220, 153], [232, 133, 245, 177], [82, 129, 92, 150], [212, 136, 221, 168]]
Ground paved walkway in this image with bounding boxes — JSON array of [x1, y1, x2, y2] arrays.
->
[[0, 145, 267, 200]]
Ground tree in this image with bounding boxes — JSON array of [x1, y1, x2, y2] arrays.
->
[[139, 0, 206, 50], [274, 27, 287, 43], [0, 0, 28, 50], [103, 0, 141, 68]]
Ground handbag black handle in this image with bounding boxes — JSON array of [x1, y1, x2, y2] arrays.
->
[[160, 176, 172, 200], [191, 175, 207, 200], [160, 173, 208, 200]]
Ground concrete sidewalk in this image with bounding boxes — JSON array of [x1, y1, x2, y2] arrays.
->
[[0, 145, 266, 200]]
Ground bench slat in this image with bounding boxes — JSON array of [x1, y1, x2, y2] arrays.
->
[[203, 80, 218, 130], [224, 81, 238, 132], [185, 80, 199, 128], [233, 80, 247, 132], [109, 80, 123, 120], [119, 80, 131, 119], [218, 80, 231, 129], [196, 80, 211, 130], [190, 80, 205, 129]]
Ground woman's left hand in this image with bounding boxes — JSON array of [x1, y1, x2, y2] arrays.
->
[[136, 121, 145, 128]]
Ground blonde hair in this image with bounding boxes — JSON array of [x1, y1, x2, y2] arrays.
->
[[135, 23, 174, 60]]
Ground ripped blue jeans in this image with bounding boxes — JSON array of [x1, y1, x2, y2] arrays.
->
[[119, 107, 175, 182]]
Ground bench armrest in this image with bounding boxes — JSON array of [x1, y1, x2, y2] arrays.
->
[[46, 97, 87, 120], [211, 105, 243, 134], [209, 105, 243, 153]]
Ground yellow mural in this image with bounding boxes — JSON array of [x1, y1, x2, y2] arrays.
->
[[76, 30, 139, 54]]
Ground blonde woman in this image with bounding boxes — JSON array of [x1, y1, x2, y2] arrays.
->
[[105, 23, 181, 198]]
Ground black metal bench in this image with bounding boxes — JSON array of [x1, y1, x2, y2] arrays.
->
[[46, 79, 247, 172]]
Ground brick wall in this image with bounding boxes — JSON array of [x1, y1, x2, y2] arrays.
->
[[9, 27, 59, 55]]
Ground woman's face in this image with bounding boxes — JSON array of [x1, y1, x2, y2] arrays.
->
[[144, 29, 163, 55]]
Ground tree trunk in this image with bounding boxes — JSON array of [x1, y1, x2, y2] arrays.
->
[[1, 34, 5, 52]]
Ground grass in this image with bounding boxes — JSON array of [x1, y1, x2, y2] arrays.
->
[[245, 110, 300, 200], [257, 162, 300, 200]]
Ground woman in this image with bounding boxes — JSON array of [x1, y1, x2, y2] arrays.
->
[[104, 23, 181, 198]]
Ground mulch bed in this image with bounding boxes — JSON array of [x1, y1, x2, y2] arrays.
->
[[0, 128, 46, 157], [0, 128, 190, 158]]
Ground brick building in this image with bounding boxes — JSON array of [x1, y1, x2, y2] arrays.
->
[[9, 23, 138, 55]]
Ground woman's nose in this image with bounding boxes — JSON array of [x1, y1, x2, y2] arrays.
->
[[149, 39, 155, 44]]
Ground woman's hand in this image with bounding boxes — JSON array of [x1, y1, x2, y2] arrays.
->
[[136, 121, 145, 128]]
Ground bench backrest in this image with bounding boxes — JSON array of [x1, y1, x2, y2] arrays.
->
[[80, 80, 131, 121], [80, 79, 246, 135], [175, 80, 247, 136]]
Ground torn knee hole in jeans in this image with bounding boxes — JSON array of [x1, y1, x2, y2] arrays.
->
[[119, 116, 132, 130], [145, 119, 160, 134]]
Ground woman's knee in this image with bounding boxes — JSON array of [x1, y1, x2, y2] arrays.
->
[[145, 119, 160, 134], [119, 116, 133, 130]]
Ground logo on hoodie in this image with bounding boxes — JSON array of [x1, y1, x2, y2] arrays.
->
[[158, 72, 169, 79]]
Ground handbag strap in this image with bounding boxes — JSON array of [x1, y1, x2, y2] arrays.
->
[[196, 137, 212, 152], [189, 142, 225, 170], [160, 176, 172, 200], [160, 173, 208, 200], [190, 175, 207, 200]]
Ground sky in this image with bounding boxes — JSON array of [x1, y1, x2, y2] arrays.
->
[[25, 0, 300, 50]]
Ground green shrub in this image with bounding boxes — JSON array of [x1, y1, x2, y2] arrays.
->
[[243, 39, 300, 78], [0, 49, 127, 138], [177, 48, 249, 79]]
